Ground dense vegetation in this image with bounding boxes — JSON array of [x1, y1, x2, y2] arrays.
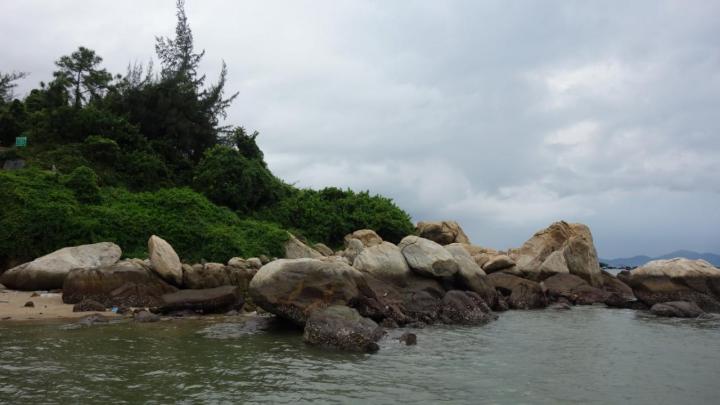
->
[[0, 1, 413, 266]]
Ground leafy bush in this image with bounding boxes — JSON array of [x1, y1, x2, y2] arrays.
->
[[193, 145, 286, 213], [0, 169, 288, 265], [62, 166, 101, 204], [82, 135, 120, 164], [256, 187, 414, 247]]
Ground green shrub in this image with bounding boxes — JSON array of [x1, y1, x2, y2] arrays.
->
[[256, 187, 414, 247], [0, 169, 288, 265], [193, 145, 286, 213], [62, 166, 101, 204], [82, 135, 120, 164]]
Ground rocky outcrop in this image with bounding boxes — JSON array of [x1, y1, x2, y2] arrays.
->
[[0, 242, 121, 291], [249, 258, 363, 325], [148, 235, 183, 286], [600, 270, 636, 307], [155, 286, 243, 314], [303, 305, 384, 353], [398, 236, 458, 278], [621, 258, 720, 312], [508, 221, 602, 286], [284, 234, 324, 259], [62, 260, 177, 307], [416, 221, 470, 245], [353, 242, 411, 284], [541, 273, 607, 305], [344, 230, 383, 248], [341, 238, 365, 264], [650, 301, 704, 318], [72, 299, 106, 312], [487, 272, 547, 309]]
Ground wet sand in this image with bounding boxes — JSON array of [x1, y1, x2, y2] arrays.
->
[[0, 289, 120, 321]]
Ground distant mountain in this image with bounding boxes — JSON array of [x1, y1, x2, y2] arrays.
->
[[601, 250, 720, 268]]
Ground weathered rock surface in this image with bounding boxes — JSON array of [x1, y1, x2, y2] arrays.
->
[[622, 258, 720, 312], [134, 310, 161, 323], [416, 221, 470, 245], [508, 221, 602, 286], [650, 301, 704, 318], [0, 242, 121, 291], [482, 255, 516, 273], [303, 305, 384, 353], [148, 235, 183, 285], [341, 238, 365, 264], [181, 262, 256, 290], [72, 299, 106, 312], [156, 286, 243, 314], [600, 270, 636, 306], [353, 242, 411, 284], [284, 234, 324, 259], [249, 259, 363, 325], [62, 260, 177, 307], [398, 236, 459, 278], [445, 244, 498, 309], [313, 243, 334, 257], [439, 290, 497, 325], [344, 230, 383, 248], [541, 273, 608, 305], [487, 272, 547, 309]]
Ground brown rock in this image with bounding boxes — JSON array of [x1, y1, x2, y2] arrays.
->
[[416, 221, 471, 245], [487, 272, 547, 309], [72, 299, 106, 312], [156, 286, 242, 314], [344, 230, 383, 248], [303, 305, 384, 353], [542, 273, 608, 305]]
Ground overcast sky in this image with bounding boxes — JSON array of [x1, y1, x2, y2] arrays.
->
[[2, 0, 719, 258]]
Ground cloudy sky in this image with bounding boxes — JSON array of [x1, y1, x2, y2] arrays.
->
[[2, 0, 719, 258]]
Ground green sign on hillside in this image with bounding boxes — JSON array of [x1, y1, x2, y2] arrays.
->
[[15, 137, 27, 147]]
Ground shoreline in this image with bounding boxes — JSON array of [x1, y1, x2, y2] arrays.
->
[[0, 289, 121, 322]]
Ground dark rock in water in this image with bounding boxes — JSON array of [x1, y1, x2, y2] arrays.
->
[[542, 273, 608, 305], [439, 290, 496, 325], [134, 310, 161, 323], [399, 332, 417, 345], [380, 318, 399, 328], [548, 302, 572, 310], [303, 305, 384, 353], [650, 301, 704, 318], [249, 259, 364, 326], [182, 262, 256, 290], [495, 295, 509, 312], [487, 273, 547, 309], [77, 313, 110, 326], [157, 286, 243, 314], [30, 292, 40, 297], [23, 301, 34, 308], [72, 299, 106, 312], [63, 260, 177, 307]]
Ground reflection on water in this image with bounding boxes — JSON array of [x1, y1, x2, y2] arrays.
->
[[1, 307, 719, 404]]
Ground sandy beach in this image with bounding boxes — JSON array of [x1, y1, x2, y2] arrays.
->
[[0, 289, 120, 321]]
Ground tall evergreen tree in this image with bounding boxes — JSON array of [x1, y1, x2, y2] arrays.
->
[[0, 71, 28, 103], [54, 47, 112, 108]]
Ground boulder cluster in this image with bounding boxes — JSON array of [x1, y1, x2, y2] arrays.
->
[[2, 220, 719, 352]]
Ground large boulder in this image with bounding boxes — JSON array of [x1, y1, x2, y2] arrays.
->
[[344, 230, 383, 248], [416, 221, 470, 245], [353, 242, 411, 284], [541, 273, 608, 305], [622, 258, 720, 312], [398, 236, 459, 278], [156, 286, 243, 314], [284, 234, 324, 259], [63, 260, 177, 307], [303, 305, 384, 353], [508, 221, 602, 286], [313, 243, 334, 257], [600, 270, 636, 306], [148, 235, 183, 286], [487, 272, 547, 309], [650, 301, 704, 318], [0, 242, 121, 291], [249, 258, 363, 325]]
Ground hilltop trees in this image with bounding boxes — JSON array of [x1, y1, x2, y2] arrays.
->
[[54, 47, 113, 108]]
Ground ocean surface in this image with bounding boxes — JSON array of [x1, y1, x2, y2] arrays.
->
[[1, 306, 719, 404]]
